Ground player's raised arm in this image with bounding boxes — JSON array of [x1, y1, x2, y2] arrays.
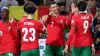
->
[[64, 19, 76, 53], [39, 10, 53, 24], [90, 15, 95, 55]]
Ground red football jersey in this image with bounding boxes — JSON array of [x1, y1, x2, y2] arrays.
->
[[69, 13, 93, 47], [11, 19, 20, 56], [20, 16, 27, 21], [17, 19, 44, 51], [66, 13, 74, 29], [0, 21, 15, 54], [46, 15, 67, 46], [11, 19, 18, 39]]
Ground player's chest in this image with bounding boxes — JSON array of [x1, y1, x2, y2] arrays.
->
[[48, 18, 65, 27], [0, 24, 11, 36], [0, 23, 11, 30]]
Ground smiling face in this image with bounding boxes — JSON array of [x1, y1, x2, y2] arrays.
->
[[49, 3, 59, 14]]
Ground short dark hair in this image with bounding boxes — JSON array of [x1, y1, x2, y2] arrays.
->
[[48, 1, 56, 7], [76, 1, 87, 11], [57, 2, 66, 6], [24, 2, 37, 14], [96, 2, 100, 9]]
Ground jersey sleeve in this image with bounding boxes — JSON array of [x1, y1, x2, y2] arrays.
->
[[37, 22, 45, 33], [66, 17, 76, 45], [45, 15, 52, 24], [90, 15, 94, 45], [17, 21, 22, 30], [66, 13, 74, 29], [11, 20, 18, 37]]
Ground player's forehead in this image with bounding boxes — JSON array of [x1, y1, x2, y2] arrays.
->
[[1, 7, 9, 12], [1, 9, 9, 13], [50, 3, 58, 8]]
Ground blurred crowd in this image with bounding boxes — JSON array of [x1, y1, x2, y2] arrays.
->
[[0, 0, 39, 7], [42, 0, 100, 16]]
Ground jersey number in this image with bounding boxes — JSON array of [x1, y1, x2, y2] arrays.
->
[[83, 20, 89, 34], [51, 22, 54, 27], [22, 28, 36, 42]]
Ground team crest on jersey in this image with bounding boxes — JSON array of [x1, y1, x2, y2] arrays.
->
[[8, 26, 11, 31], [60, 20, 63, 23]]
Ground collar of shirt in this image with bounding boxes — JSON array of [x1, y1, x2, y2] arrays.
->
[[79, 11, 87, 13]]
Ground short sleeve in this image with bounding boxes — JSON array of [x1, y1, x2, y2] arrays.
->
[[17, 21, 21, 30], [66, 13, 74, 26], [38, 22, 45, 33]]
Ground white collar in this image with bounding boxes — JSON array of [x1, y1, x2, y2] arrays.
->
[[79, 11, 87, 13]]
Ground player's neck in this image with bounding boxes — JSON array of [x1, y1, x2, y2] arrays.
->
[[27, 14, 33, 19], [79, 11, 87, 13], [2, 18, 9, 24], [24, 13, 27, 16], [53, 13, 60, 17]]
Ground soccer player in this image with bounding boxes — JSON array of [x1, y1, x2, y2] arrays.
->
[[41, 1, 67, 56], [0, 7, 16, 56], [64, 1, 95, 56], [66, 2, 79, 52], [10, 17, 20, 56], [17, 2, 45, 56]]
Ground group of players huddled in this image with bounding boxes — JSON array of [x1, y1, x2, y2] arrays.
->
[[0, 0, 100, 56]]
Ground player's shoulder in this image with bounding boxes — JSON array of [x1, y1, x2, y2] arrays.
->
[[18, 19, 24, 25], [20, 16, 27, 21], [84, 13, 93, 21], [72, 14, 79, 20], [12, 19, 18, 24], [33, 20, 42, 25], [86, 13, 93, 17], [59, 15, 67, 20]]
